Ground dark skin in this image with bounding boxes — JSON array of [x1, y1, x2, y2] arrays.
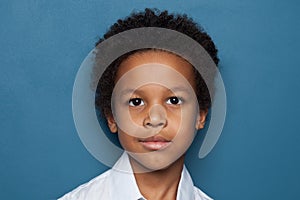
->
[[131, 155, 184, 200], [85, 7, 219, 200], [107, 51, 208, 200]]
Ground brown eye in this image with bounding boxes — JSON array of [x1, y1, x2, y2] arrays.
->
[[166, 97, 182, 105], [129, 98, 144, 107]]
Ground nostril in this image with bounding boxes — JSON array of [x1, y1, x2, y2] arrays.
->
[[145, 121, 166, 128], [144, 104, 167, 128], [157, 122, 165, 127]]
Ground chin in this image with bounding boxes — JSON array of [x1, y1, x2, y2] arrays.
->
[[128, 152, 183, 173]]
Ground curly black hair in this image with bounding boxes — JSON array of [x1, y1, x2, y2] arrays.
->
[[94, 8, 219, 117]]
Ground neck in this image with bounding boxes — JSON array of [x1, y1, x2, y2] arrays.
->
[[129, 155, 185, 200]]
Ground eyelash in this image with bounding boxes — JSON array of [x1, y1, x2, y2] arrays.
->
[[166, 97, 183, 105], [128, 97, 183, 107], [128, 98, 145, 107]]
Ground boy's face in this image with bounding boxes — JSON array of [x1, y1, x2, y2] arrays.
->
[[107, 51, 207, 172]]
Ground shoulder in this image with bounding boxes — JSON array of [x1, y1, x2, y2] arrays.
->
[[58, 170, 111, 200], [193, 186, 214, 200]]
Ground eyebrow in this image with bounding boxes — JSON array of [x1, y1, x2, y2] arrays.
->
[[119, 86, 192, 97], [169, 86, 192, 93], [119, 88, 136, 97]]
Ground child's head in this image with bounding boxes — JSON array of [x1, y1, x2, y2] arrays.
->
[[95, 8, 218, 118], [93, 8, 219, 171]]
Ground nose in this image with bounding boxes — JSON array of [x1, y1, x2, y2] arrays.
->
[[143, 104, 167, 129]]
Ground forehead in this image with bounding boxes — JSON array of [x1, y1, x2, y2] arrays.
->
[[115, 51, 196, 87]]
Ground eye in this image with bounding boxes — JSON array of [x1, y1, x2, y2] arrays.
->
[[166, 97, 182, 105], [129, 98, 145, 107]]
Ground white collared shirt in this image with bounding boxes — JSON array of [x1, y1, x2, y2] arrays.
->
[[58, 153, 212, 200]]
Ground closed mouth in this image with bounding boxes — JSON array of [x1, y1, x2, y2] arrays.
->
[[139, 136, 171, 151]]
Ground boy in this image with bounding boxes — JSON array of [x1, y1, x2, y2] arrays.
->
[[60, 8, 219, 200]]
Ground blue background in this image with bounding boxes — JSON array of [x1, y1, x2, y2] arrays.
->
[[1, 0, 300, 199]]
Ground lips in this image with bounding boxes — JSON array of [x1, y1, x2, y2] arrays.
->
[[139, 136, 171, 151]]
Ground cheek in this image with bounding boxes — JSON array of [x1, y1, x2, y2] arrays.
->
[[117, 130, 136, 150], [177, 107, 198, 136], [172, 115, 197, 150], [162, 108, 180, 134], [129, 109, 146, 125]]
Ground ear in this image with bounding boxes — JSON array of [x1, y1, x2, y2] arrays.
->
[[196, 109, 208, 130], [106, 114, 118, 133]]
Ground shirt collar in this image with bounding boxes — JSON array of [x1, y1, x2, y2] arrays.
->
[[109, 152, 145, 200], [109, 152, 195, 200], [176, 165, 195, 200]]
